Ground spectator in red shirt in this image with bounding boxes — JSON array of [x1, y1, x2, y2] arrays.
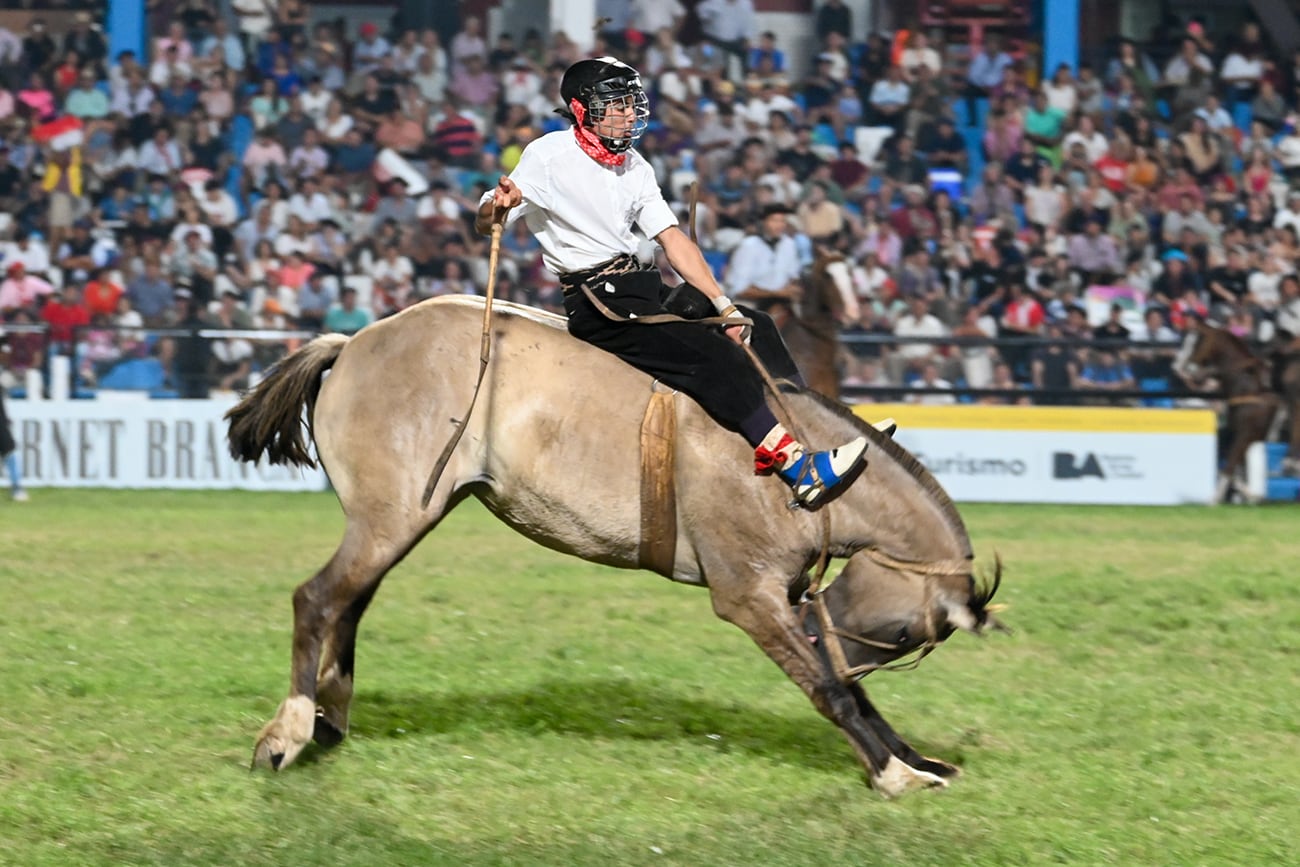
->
[[82, 267, 124, 318], [1094, 136, 1132, 194], [40, 283, 91, 348], [430, 97, 483, 168]]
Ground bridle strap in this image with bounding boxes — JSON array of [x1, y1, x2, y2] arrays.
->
[[806, 548, 970, 685]]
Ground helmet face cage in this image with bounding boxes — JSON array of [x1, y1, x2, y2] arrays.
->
[[582, 76, 649, 152]]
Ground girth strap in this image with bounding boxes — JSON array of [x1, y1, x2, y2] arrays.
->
[[638, 386, 678, 574]]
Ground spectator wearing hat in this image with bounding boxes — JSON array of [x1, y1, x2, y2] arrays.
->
[[0, 262, 54, 315], [726, 203, 802, 303], [324, 285, 373, 335], [348, 22, 387, 78], [56, 218, 101, 274]]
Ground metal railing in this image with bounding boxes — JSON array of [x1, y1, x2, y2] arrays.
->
[[0, 322, 1224, 406]]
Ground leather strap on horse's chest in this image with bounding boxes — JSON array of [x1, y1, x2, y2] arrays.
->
[[638, 387, 678, 575]]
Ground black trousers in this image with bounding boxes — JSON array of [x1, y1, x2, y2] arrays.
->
[[562, 271, 800, 432]]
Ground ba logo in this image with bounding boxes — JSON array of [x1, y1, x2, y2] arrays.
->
[[1053, 451, 1105, 480]]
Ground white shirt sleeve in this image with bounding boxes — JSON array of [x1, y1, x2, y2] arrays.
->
[[632, 161, 678, 240]]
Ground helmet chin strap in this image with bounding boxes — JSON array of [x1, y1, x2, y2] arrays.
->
[[570, 98, 627, 167]]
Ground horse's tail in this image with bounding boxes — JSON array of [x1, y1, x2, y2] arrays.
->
[[226, 333, 350, 468]]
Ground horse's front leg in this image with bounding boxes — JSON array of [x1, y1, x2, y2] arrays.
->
[[847, 682, 961, 779], [708, 577, 947, 798]]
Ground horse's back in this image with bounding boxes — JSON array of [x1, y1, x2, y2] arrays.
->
[[313, 297, 756, 569]]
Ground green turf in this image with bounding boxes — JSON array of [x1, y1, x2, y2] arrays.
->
[[0, 491, 1296, 865]]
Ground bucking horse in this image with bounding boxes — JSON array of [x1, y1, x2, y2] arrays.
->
[[227, 295, 1004, 798]]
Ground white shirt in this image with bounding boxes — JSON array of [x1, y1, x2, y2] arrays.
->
[[199, 191, 239, 227], [725, 233, 801, 294], [3, 241, 51, 275], [299, 88, 331, 122], [695, 0, 757, 42], [632, 0, 685, 33], [483, 130, 678, 275], [288, 192, 333, 225], [894, 313, 948, 359]]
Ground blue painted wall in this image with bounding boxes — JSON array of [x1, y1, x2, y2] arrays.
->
[[107, 0, 146, 63]]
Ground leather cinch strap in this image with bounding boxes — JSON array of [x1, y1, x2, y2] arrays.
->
[[577, 281, 753, 329], [638, 387, 678, 575]]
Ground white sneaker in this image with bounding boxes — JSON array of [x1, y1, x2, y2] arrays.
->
[[778, 436, 868, 507], [12, 489, 29, 502], [872, 417, 898, 438]]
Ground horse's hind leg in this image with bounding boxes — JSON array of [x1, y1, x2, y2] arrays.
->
[[252, 519, 414, 771], [708, 577, 947, 798]]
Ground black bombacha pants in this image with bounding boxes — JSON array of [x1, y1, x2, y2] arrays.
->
[[561, 269, 801, 436]]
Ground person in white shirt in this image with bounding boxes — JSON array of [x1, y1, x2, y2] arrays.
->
[[726, 203, 802, 300], [695, 0, 758, 78], [477, 56, 866, 506]]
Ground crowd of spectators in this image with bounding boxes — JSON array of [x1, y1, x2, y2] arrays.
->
[[1, 0, 1300, 402]]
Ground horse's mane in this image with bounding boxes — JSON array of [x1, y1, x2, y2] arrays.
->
[[797, 390, 973, 557]]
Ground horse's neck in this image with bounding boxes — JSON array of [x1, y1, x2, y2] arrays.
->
[[787, 395, 971, 562]]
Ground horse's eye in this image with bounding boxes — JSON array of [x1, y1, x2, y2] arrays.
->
[[896, 627, 910, 644]]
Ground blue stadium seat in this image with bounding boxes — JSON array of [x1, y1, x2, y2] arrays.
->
[[1139, 377, 1173, 408], [811, 122, 838, 149], [98, 358, 167, 391], [1233, 102, 1253, 133], [703, 249, 728, 281]]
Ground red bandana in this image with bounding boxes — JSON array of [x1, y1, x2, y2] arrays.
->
[[570, 98, 625, 167]]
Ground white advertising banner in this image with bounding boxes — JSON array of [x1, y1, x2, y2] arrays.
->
[[7, 398, 327, 491], [854, 404, 1217, 506]]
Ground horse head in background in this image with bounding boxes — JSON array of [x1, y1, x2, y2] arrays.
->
[[1173, 319, 1282, 500], [226, 296, 1004, 797], [751, 245, 851, 400]]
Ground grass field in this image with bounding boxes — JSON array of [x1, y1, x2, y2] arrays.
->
[[1, 491, 1297, 866]]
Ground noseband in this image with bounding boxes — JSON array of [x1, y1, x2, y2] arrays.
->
[[802, 548, 971, 685]]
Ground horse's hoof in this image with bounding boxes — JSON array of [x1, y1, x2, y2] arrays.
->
[[313, 712, 346, 749], [916, 755, 962, 779], [250, 695, 316, 771], [871, 755, 949, 798]]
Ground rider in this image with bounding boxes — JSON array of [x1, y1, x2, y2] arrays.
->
[[475, 56, 866, 506]]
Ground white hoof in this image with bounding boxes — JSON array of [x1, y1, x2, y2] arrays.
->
[[251, 694, 316, 771], [872, 755, 949, 799]]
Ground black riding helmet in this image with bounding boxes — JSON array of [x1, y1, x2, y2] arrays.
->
[[556, 56, 650, 153]]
